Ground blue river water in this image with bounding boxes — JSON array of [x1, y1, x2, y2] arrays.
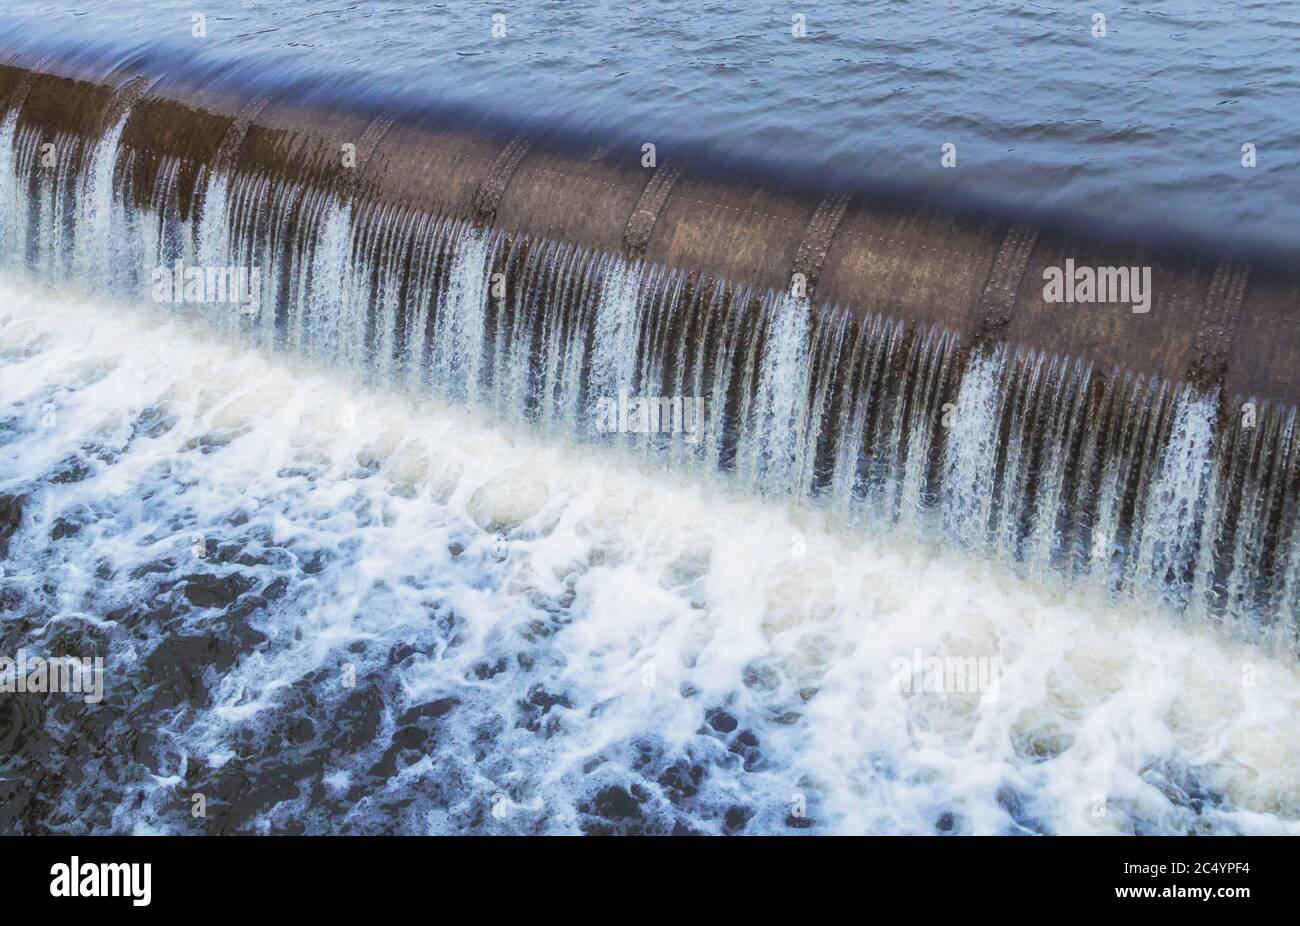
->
[[1, 0, 1298, 248]]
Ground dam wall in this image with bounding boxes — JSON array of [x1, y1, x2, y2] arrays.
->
[[2, 56, 1296, 406]]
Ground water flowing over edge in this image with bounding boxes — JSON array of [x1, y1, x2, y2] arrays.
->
[[1, 98, 1296, 646]]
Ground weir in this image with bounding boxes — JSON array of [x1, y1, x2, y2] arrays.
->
[[0, 54, 1297, 637]]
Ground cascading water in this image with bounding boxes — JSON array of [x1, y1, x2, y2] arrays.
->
[[301, 195, 358, 365], [0, 106, 19, 259], [740, 293, 813, 493], [0, 96, 1295, 639], [2, 90, 1299, 836], [73, 112, 128, 284], [430, 225, 490, 403], [941, 347, 1004, 546], [588, 257, 643, 407], [1133, 392, 1219, 606]]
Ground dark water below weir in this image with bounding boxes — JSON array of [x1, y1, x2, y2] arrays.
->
[[1, 0, 1299, 250], [0, 86, 1297, 639]]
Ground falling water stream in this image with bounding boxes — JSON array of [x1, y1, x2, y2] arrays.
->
[[1, 93, 1298, 835]]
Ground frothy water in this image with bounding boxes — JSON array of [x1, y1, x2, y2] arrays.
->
[[4, 283, 1299, 835]]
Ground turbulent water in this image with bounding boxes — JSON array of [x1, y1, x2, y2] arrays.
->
[[1, 58, 1299, 834], [4, 283, 1300, 835]]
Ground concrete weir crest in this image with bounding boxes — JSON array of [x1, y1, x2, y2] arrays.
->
[[2, 55, 1293, 408]]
